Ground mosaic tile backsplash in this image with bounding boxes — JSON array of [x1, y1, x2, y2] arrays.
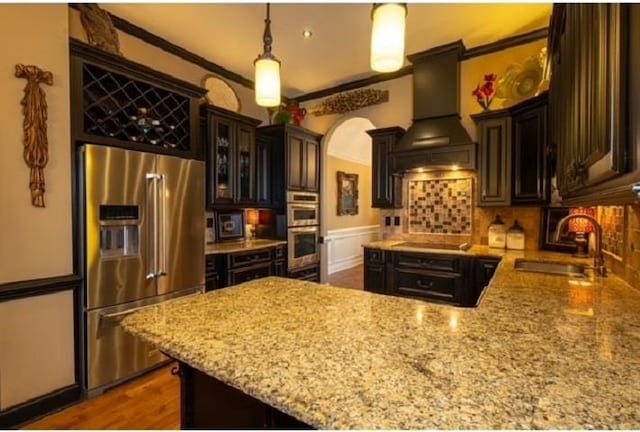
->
[[408, 178, 472, 234], [598, 206, 625, 258]]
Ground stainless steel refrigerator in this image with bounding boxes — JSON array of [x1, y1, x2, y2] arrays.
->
[[80, 144, 204, 394]]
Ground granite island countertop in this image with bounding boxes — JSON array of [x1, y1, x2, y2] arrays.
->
[[122, 250, 640, 429]]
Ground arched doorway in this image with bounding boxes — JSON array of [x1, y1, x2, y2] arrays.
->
[[319, 116, 381, 283]]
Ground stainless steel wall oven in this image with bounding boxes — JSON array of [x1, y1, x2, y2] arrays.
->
[[286, 191, 320, 270]]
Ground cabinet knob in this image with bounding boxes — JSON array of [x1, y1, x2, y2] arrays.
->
[[632, 183, 640, 199], [417, 280, 434, 289]]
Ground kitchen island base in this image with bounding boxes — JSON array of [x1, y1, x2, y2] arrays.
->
[[177, 362, 313, 429]]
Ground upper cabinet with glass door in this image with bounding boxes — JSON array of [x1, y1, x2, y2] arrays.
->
[[202, 105, 261, 208]]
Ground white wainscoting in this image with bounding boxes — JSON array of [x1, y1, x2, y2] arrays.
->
[[326, 225, 380, 274]]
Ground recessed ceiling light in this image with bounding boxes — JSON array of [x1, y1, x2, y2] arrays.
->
[[302, 29, 313, 39]]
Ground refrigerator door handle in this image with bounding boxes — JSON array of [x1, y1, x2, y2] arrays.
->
[[158, 174, 168, 277], [146, 173, 160, 279]]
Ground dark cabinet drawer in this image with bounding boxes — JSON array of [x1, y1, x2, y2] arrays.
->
[[288, 264, 320, 282], [364, 265, 385, 294], [365, 248, 384, 265], [206, 254, 218, 272], [393, 268, 461, 303], [394, 253, 460, 272], [228, 249, 272, 269], [227, 262, 272, 286], [273, 245, 286, 260], [273, 260, 286, 277]]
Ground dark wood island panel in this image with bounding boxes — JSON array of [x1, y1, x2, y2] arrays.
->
[[177, 362, 312, 429]]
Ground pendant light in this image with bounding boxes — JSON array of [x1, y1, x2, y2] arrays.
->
[[254, 3, 281, 107], [370, 3, 407, 73]]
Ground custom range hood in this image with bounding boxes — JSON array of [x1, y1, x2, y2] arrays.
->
[[391, 41, 476, 173]]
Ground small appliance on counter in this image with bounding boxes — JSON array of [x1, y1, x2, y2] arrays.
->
[[488, 215, 506, 249], [506, 220, 526, 250]]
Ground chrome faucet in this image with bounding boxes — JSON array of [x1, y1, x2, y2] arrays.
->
[[555, 214, 607, 277]]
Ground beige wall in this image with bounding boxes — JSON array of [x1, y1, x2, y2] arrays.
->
[[0, 4, 76, 411], [325, 156, 379, 231], [0, 291, 75, 410], [300, 39, 546, 139], [0, 4, 72, 284], [68, 8, 268, 124], [460, 39, 547, 140], [301, 39, 546, 247]]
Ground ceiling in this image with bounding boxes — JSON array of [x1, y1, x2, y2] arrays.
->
[[103, 3, 552, 98]]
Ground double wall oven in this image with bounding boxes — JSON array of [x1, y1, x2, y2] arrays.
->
[[286, 191, 320, 270]]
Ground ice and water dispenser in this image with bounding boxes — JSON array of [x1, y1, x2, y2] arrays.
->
[[99, 205, 140, 259]]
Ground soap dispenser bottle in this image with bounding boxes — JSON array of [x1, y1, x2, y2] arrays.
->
[[488, 215, 506, 249], [507, 220, 526, 250]]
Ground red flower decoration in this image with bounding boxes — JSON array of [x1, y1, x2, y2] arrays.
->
[[472, 73, 498, 110]]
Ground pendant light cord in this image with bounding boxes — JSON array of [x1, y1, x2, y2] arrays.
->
[[262, 3, 273, 56]]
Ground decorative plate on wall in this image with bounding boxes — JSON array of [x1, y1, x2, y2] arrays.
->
[[201, 75, 240, 112], [496, 55, 543, 107]]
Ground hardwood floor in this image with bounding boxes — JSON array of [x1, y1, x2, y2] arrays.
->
[[24, 364, 180, 430], [326, 264, 363, 290]]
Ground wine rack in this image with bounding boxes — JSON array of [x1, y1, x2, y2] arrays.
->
[[83, 63, 190, 151], [71, 39, 206, 158]]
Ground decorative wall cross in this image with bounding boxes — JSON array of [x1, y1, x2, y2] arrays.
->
[[15, 64, 53, 208]]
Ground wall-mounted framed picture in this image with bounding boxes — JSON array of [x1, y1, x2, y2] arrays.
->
[[539, 206, 576, 253], [216, 211, 245, 241], [337, 171, 358, 216]]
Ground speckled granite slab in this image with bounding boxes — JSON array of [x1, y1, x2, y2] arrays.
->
[[123, 253, 640, 429], [205, 239, 287, 255]]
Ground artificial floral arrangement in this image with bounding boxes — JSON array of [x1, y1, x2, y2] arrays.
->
[[472, 73, 498, 111]]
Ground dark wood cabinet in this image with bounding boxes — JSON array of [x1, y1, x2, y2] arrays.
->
[[203, 105, 261, 208], [227, 262, 272, 286], [288, 263, 320, 282], [364, 249, 386, 294], [474, 257, 501, 300], [367, 127, 404, 208], [363, 248, 501, 307], [205, 254, 220, 292], [257, 124, 323, 197], [70, 40, 206, 159], [392, 252, 468, 305], [287, 130, 320, 192], [392, 267, 463, 304], [178, 362, 312, 429], [549, 4, 640, 205], [273, 245, 286, 276], [207, 244, 287, 289], [255, 134, 272, 206], [511, 95, 548, 204], [472, 92, 548, 207]]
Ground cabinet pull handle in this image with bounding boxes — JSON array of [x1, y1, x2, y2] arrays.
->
[[632, 183, 640, 199], [417, 280, 434, 289]]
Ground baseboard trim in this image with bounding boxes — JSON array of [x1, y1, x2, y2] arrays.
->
[[0, 384, 82, 429], [329, 256, 363, 274]]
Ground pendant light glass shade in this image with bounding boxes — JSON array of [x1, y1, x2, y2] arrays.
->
[[370, 3, 407, 73], [254, 4, 281, 107], [255, 56, 281, 107]]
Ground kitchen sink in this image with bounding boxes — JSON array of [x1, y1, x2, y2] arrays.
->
[[514, 259, 588, 278]]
